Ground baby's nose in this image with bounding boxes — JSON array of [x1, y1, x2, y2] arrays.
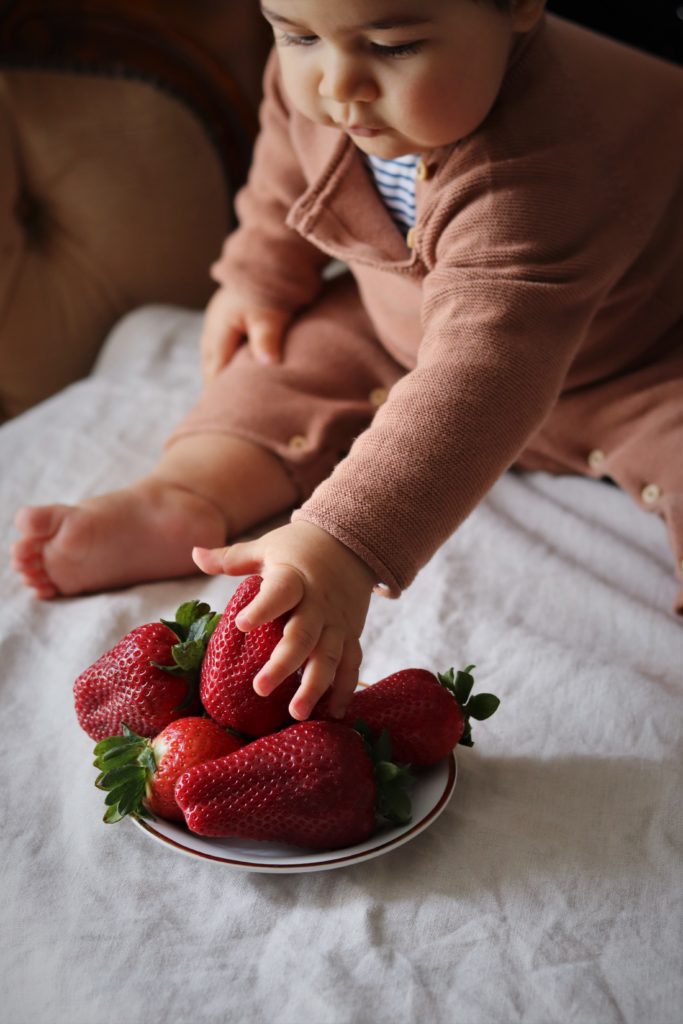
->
[[318, 55, 378, 104]]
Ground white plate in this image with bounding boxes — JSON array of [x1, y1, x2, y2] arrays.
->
[[131, 752, 457, 873]]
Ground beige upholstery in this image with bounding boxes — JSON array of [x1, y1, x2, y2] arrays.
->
[[0, 69, 231, 419]]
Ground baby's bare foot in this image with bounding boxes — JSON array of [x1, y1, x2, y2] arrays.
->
[[11, 479, 228, 598]]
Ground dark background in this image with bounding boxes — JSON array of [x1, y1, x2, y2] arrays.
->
[[546, 1, 682, 65]]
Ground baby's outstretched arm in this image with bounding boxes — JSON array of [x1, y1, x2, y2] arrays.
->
[[192, 522, 376, 720]]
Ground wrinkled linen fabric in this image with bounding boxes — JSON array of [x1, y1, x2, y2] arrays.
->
[[1, 307, 680, 1024]]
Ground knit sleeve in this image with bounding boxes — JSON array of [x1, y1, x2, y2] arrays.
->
[[211, 49, 330, 312], [292, 187, 618, 593]]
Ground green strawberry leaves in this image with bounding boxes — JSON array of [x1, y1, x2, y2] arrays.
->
[[437, 665, 475, 703], [467, 693, 500, 721], [436, 665, 500, 747], [93, 724, 157, 823], [161, 599, 220, 639], [155, 600, 222, 709], [159, 600, 222, 673], [354, 720, 414, 826]]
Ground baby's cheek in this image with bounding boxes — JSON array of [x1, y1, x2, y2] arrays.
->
[[392, 81, 458, 146], [279, 64, 323, 123], [404, 87, 472, 147]]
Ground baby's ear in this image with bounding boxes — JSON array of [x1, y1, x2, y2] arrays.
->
[[510, 0, 546, 33]]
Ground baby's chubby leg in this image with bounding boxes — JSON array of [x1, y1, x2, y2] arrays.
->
[[11, 434, 298, 598], [13, 272, 404, 600]]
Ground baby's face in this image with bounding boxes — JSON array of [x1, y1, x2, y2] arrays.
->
[[260, 0, 543, 157]]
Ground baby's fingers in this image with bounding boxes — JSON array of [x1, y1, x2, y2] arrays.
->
[[289, 631, 360, 721], [236, 564, 306, 631], [324, 638, 363, 719], [193, 544, 241, 577], [192, 548, 308, 624], [193, 536, 270, 577], [253, 601, 324, 696], [245, 309, 290, 365], [200, 319, 243, 381]]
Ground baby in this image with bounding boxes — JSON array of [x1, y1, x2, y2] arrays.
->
[[12, 0, 683, 721]]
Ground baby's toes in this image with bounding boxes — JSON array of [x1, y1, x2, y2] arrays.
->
[[10, 535, 58, 597], [10, 535, 45, 570], [14, 504, 68, 540], [16, 563, 58, 599]]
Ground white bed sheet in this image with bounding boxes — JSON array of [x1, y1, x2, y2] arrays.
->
[[1, 306, 681, 1024]]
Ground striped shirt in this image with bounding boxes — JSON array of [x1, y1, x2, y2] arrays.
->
[[365, 153, 419, 233]]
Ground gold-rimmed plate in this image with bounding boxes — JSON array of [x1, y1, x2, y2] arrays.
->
[[130, 752, 457, 872]]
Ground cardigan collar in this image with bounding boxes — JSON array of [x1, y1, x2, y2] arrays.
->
[[284, 15, 547, 270]]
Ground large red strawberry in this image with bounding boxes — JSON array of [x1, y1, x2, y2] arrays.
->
[[74, 600, 220, 740], [93, 717, 244, 823], [315, 665, 499, 766], [175, 720, 413, 850], [200, 575, 301, 737]]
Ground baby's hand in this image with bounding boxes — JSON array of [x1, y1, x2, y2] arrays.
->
[[200, 284, 291, 382], [192, 522, 376, 720]]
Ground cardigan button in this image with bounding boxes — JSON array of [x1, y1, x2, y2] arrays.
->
[[405, 227, 416, 249], [287, 434, 308, 451], [640, 482, 661, 505], [587, 448, 606, 471], [369, 387, 388, 407], [415, 158, 433, 181]]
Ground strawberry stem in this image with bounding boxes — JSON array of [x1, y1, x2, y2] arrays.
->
[[436, 665, 500, 747]]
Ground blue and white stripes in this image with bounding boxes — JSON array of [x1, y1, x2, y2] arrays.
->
[[365, 152, 419, 233]]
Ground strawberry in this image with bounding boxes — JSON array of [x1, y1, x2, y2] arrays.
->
[[315, 665, 500, 766], [74, 600, 220, 740], [93, 717, 243, 823], [175, 720, 413, 850], [200, 575, 301, 737]]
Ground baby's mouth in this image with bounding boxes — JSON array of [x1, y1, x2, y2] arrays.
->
[[345, 125, 385, 137]]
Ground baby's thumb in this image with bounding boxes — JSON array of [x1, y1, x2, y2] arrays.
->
[[192, 542, 260, 578], [247, 310, 289, 364]]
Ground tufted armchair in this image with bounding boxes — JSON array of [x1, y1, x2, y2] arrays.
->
[[0, 0, 271, 420]]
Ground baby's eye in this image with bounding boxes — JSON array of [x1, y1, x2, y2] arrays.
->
[[370, 40, 424, 58], [277, 31, 318, 47]]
